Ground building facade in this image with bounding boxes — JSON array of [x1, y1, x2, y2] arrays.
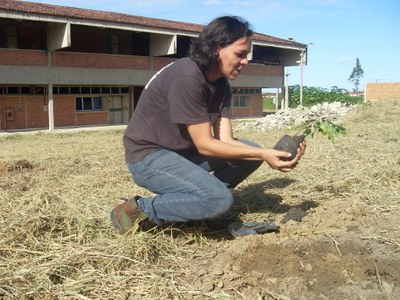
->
[[0, 0, 306, 131]]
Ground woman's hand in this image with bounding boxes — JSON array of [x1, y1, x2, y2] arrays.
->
[[263, 142, 306, 172]]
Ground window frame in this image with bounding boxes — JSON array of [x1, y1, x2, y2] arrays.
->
[[6, 25, 18, 49], [76, 96, 103, 112], [232, 95, 250, 108]]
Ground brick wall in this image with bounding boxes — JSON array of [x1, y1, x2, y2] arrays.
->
[[52, 52, 151, 69], [1, 96, 26, 130], [241, 64, 283, 77], [232, 94, 263, 118], [365, 82, 400, 101], [54, 96, 76, 126], [152, 57, 176, 70], [0, 95, 110, 130], [0, 95, 49, 130], [0, 49, 47, 66], [26, 96, 49, 128], [76, 111, 108, 126]]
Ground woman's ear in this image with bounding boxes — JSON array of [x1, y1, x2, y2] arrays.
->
[[214, 44, 222, 57]]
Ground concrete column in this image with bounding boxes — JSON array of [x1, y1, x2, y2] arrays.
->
[[47, 51, 54, 131], [284, 69, 290, 110], [48, 83, 54, 131], [364, 83, 367, 103]]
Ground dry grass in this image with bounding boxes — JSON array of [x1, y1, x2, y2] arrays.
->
[[1, 100, 399, 299], [235, 101, 400, 239]]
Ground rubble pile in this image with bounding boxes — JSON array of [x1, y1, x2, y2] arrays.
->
[[235, 102, 357, 132]]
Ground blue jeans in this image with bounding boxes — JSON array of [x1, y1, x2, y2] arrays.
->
[[127, 139, 262, 224]]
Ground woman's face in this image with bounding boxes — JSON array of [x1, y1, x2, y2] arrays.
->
[[215, 36, 252, 80]]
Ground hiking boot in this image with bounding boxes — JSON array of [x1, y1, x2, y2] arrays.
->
[[110, 196, 149, 235]]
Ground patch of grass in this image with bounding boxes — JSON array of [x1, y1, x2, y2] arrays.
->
[[3, 134, 24, 140], [1, 100, 399, 299], [263, 96, 277, 111]]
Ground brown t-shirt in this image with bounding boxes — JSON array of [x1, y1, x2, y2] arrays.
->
[[123, 57, 232, 163]]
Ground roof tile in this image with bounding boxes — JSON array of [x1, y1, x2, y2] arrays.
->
[[0, 0, 304, 47]]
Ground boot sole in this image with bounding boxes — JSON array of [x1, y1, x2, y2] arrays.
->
[[110, 208, 123, 235]]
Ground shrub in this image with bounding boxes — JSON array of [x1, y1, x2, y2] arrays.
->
[[289, 85, 364, 107]]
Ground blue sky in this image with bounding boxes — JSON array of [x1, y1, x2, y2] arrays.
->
[[24, 0, 400, 91]]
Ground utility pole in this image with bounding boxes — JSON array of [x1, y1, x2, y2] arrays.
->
[[299, 50, 305, 107], [297, 42, 313, 107], [284, 70, 290, 110]]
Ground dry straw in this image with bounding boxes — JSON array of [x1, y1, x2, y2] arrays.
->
[[1, 100, 399, 299]]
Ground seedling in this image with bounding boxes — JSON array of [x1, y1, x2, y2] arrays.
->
[[273, 118, 346, 161]]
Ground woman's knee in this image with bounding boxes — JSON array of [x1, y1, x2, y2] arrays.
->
[[203, 187, 234, 219]]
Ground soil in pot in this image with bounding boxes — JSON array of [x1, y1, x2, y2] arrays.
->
[[273, 134, 305, 161]]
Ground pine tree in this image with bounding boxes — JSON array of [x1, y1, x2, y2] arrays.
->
[[348, 58, 364, 91]]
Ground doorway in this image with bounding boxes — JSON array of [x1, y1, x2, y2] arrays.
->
[[108, 96, 123, 124]]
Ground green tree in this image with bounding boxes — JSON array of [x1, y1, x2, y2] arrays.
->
[[289, 84, 363, 107], [348, 58, 364, 91]]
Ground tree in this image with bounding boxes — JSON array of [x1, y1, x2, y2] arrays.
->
[[348, 58, 364, 91]]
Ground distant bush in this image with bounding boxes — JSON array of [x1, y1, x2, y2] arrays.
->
[[289, 85, 364, 107], [262, 96, 277, 111]]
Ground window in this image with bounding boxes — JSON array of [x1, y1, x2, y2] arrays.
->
[[20, 86, 31, 94], [59, 87, 69, 94], [92, 97, 102, 110], [0, 28, 5, 48], [91, 87, 101, 94], [0, 85, 44, 95], [101, 87, 110, 94], [121, 87, 129, 94], [111, 34, 120, 54], [70, 87, 80, 94], [81, 87, 90, 94], [111, 87, 120, 94], [7, 87, 18, 94], [52, 86, 129, 95], [233, 95, 250, 108], [6, 25, 18, 49], [232, 88, 261, 95], [76, 97, 103, 111], [33, 86, 46, 95]]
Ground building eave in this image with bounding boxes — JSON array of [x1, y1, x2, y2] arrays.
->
[[0, 0, 305, 46]]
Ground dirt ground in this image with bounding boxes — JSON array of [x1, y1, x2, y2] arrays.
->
[[183, 101, 400, 299], [184, 196, 400, 299], [0, 100, 399, 299]]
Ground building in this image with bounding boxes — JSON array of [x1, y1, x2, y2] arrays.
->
[[0, 0, 306, 131]]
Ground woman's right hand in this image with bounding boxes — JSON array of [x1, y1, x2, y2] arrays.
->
[[262, 145, 305, 172]]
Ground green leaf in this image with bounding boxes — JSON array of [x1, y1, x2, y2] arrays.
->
[[303, 120, 346, 141]]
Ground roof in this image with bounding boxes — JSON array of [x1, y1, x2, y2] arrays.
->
[[0, 0, 305, 48]]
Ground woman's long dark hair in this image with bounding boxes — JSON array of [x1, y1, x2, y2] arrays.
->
[[189, 16, 253, 73]]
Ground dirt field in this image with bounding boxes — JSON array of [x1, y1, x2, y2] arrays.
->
[[1, 100, 399, 299]]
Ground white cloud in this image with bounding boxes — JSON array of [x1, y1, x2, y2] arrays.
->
[[337, 57, 356, 64]]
